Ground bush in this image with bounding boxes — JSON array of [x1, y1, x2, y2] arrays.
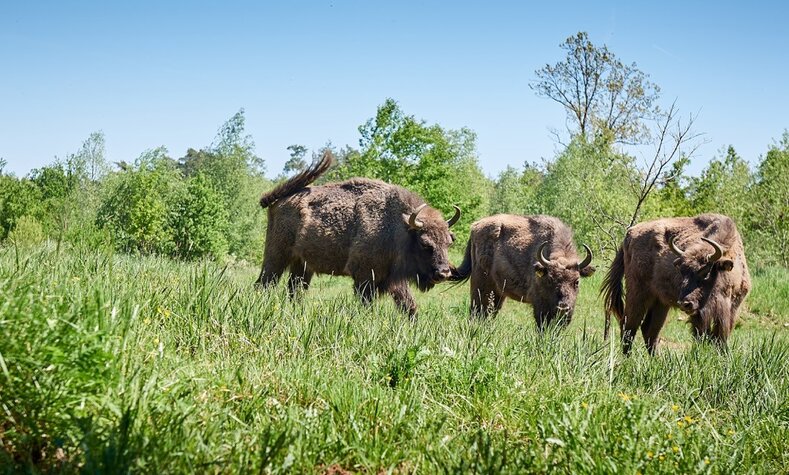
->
[[8, 215, 45, 247], [172, 173, 229, 259]]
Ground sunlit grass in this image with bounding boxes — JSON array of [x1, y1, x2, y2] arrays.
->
[[1, 243, 787, 473]]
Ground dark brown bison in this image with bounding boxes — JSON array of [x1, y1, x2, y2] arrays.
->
[[601, 214, 751, 355], [255, 151, 461, 318], [450, 215, 595, 329]]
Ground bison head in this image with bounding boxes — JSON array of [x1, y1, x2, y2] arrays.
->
[[532, 242, 595, 328], [669, 236, 735, 315], [404, 204, 460, 291]]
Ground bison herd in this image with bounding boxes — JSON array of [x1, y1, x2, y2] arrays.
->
[[255, 152, 751, 355]]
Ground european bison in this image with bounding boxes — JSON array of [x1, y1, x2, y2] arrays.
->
[[255, 151, 461, 318], [601, 214, 751, 355], [450, 215, 595, 329]]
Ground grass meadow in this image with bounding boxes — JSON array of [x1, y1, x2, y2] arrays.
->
[[1, 243, 787, 473]]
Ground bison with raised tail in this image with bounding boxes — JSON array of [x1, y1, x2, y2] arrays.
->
[[601, 214, 751, 355], [255, 151, 460, 318], [450, 215, 595, 329]]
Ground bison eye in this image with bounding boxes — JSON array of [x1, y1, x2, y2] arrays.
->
[[574, 279, 580, 289]]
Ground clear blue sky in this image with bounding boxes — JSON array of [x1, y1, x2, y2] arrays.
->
[[1, 1, 787, 178]]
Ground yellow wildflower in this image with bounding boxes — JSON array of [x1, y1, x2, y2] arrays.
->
[[672, 446, 679, 453], [677, 421, 685, 428], [671, 404, 680, 412], [704, 457, 710, 465], [683, 415, 695, 424], [727, 429, 735, 436], [659, 455, 665, 462], [618, 392, 632, 402], [646, 451, 654, 459], [581, 402, 589, 409]]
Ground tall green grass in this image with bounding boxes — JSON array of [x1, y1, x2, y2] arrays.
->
[[1, 244, 787, 473]]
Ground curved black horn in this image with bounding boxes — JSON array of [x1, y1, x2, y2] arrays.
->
[[669, 235, 685, 256], [538, 241, 552, 267], [408, 203, 428, 229], [446, 205, 461, 228], [701, 237, 723, 263], [578, 244, 593, 269]]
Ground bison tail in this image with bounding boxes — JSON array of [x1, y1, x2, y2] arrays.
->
[[449, 239, 473, 283], [260, 150, 335, 208], [600, 245, 626, 341]]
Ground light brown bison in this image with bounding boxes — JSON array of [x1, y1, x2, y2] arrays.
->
[[450, 215, 595, 329], [601, 214, 751, 355], [255, 151, 461, 318]]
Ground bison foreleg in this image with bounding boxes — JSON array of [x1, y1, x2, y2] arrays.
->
[[287, 263, 313, 299], [470, 271, 503, 319], [640, 304, 669, 356], [387, 282, 418, 320], [353, 278, 378, 305]]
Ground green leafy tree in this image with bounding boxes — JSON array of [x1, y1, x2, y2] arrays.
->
[[534, 136, 638, 252], [178, 110, 269, 260], [283, 144, 308, 175], [688, 146, 752, 223], [97, 148, 183, 255], [649, 156, 693, 218], [0, 173, 40, 240], [490, 164, 543, 216], [172, 173, 229, 259], [533, 31, 660, 144], [334, 99, 490, 234], [748, 132, 789, 267]]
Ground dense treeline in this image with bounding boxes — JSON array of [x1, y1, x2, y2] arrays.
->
[[1, 102, 786, 268], [1, 32, 787, 268]]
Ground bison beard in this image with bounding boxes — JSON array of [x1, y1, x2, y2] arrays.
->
[[255, 151, 460, 319], [601, 214, 750, 355]]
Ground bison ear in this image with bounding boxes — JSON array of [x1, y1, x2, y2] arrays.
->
[[534, 263, 545, 278], [580, 265, 596, 277], [718, 259, 734, 272]]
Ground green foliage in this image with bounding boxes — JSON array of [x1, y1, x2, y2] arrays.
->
[[746, 132, 789, 267], [687, 146, 752, 222], [649, 156, 694, 217], [172, 173, 229, 259], [283, 144, 308, 175], [96, 148, 183, 255], [490, 164, 543, 216], [0, 174, 40, 241], [8, 215, 45, 247], [333, 99, 491, 234], [533, 137, 638, 251], [179, 110, 269, 260]]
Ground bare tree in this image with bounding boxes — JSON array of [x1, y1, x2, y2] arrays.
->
[[532, 32, 661, 144], [626, 101, 703, 228]]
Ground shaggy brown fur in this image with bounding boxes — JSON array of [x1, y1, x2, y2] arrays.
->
[[451, 215, 595, 330], [256, 151, 459, 318], [601, 214, 751, 355]]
